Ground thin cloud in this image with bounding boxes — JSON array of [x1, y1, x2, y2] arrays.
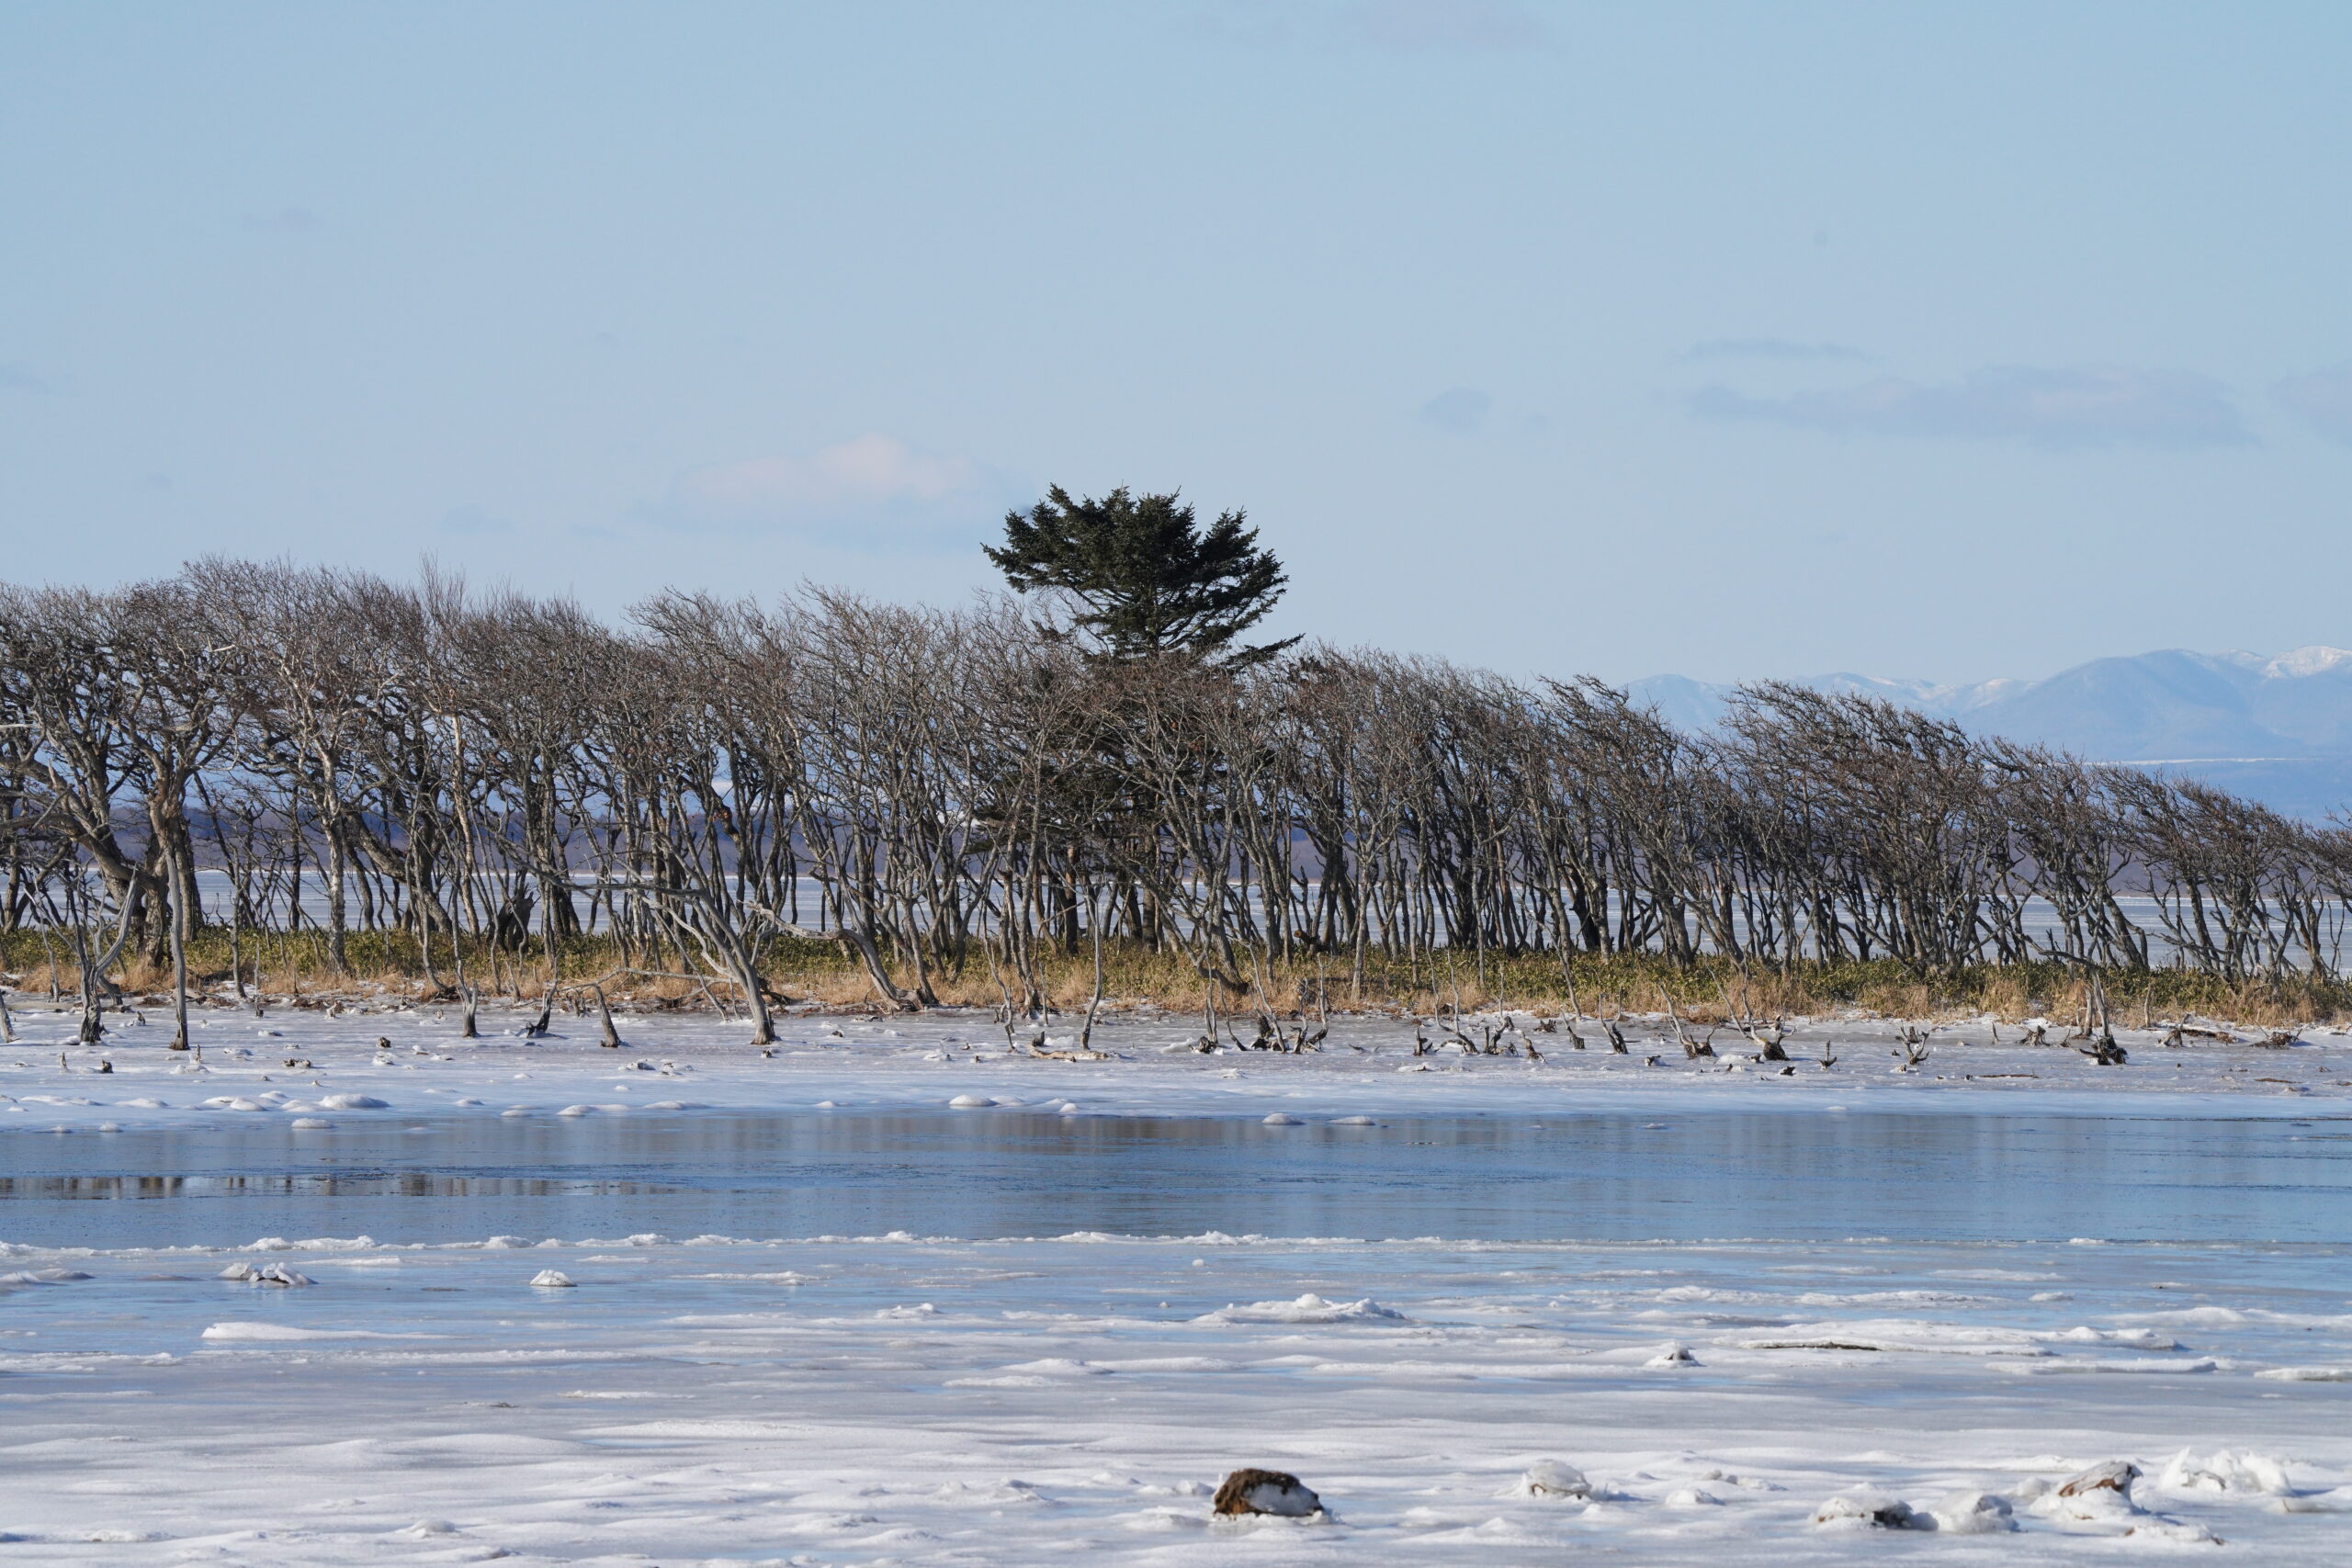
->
[[1684, 337, 1867, 363], [678, 434, 979, 514], [1419, 387, 1492, 433], [2275, 364, 2352, 446], [1690, 365, 2250, 451], [653, 434, 1001, 550], [0, 362, 57, 393]]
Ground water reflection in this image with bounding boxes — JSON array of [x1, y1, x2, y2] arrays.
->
[[2, 1110, 2344, 1251]]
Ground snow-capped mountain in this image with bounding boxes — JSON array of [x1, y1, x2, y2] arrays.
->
[[1629, 647, 2352, 818]]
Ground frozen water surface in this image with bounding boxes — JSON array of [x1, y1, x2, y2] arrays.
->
[[4, 1107, 2350, 1248], [1, 1007, 2348, 1562]]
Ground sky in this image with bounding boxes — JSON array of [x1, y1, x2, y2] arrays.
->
[[3, 0, 2348, 685]]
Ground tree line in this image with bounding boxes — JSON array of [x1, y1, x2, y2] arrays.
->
[[2, 493, 2346, 1042]]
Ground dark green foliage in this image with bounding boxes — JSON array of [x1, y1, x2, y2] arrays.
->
[[987, 486, 1297, 666]]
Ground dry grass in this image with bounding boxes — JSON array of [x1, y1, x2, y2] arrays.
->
[[4, 928, 2346, 1028]]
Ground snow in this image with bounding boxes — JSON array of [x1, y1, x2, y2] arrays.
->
[[3, 1220, 2340, 1562], [0, 1003, 2346, 1562], [0, 1002, 2346, 1144]]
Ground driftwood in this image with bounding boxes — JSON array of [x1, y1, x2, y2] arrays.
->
[[523, 982, 558, 1038]]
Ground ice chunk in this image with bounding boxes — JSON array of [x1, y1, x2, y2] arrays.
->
[[1261, 1112, 1303, 1125], [213, 1262, 314, 1286], [1193, 1293, 1405, 1325], [1812, 1487, 1917, 1529], [318, 1094, 387, 1111], [2158, 1449, 2290, 1495], [1926, 1491, 2016, 1533], [529, 1269, 575, 1288], [1509, 1461, 1590, 1499]]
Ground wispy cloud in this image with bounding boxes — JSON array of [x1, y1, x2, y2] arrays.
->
[[652, 434, 1001, 549], [0, 361, 57, 394], [1683, 337, 1867, 364], [2275, 364, 2352, 446], [1419, 387, 1492, 433], [1183, 0, 1546, 51], [1690, 365, 2249, 450]]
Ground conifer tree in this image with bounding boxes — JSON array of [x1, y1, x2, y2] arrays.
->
[[986, 486, 1296, 666]]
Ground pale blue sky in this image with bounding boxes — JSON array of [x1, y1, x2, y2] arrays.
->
[[4, 1, 2348, 682]]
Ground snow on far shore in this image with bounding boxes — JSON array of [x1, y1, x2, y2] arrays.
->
[[0, 1000, 2346, 1135]]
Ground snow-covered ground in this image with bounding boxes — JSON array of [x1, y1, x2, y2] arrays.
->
[[3, 1004, 2348, 1563], [2, 999, 2347, 1132]]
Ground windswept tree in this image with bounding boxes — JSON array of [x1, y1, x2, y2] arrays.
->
[[986, 486, 1296, 666]]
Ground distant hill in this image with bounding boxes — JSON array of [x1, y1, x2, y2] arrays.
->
[[1628, 647, 2352, 819]]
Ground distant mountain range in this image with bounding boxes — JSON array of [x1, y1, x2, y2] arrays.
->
[[1628, 647, 2352, 819]]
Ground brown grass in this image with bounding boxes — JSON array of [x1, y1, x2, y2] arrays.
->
[[4, 927, 2345, 1028]]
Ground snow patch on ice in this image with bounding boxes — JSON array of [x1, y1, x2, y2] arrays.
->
[[1193, 1293, 1406, 1325]]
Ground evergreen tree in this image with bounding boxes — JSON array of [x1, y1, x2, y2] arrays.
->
[[986, 486, 1296, 666]]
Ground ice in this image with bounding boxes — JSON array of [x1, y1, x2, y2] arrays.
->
[[1509, 1459, 1591, 1498], [2160, 1449, 2294, 1495], [214, 1261, 314, 1286], [1928, 1489, 2018, 1532], [0, 1006, 2346, 1564], [199, 1321, 413, 1339], [1811, 1486, 1918, 1528], [1192, 1292, 1406, 1323]]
